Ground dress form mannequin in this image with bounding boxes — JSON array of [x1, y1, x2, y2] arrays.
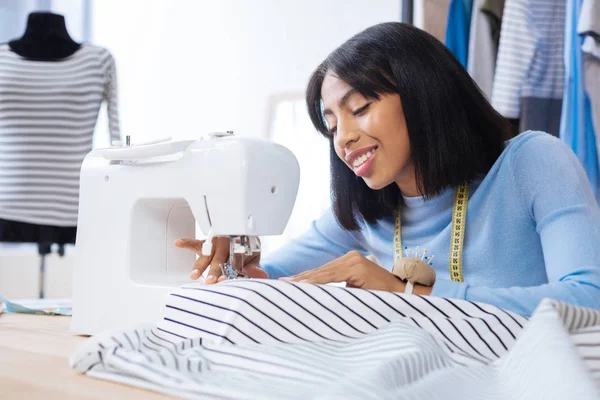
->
[[8, 12, 81, 61], [1, 12, 81, 298]]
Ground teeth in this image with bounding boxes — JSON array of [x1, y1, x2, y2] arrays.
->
[[352, 150, 374, 167]]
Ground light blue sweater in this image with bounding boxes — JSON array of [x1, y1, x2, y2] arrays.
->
[[261, 131, 600, 316]]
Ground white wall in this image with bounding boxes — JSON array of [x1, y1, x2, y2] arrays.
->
[[91, 0, 400, 144], [51, 0, 88, 41]]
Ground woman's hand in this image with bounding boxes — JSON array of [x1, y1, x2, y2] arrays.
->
[[174, 237, 268, 284], [281, 250, 406, 292]]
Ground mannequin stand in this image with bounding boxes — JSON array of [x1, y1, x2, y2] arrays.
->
[[0, 219, 75, 299], [37, 243, 66, 299]]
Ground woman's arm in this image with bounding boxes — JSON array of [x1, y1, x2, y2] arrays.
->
[[260, 208, 367, 279], [432, 134, 600, 316]]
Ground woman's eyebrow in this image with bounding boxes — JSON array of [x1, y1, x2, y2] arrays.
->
[[323, 88, 359, 115]]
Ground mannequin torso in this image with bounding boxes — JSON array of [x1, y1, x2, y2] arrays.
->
[[8, 12, 80, 61]]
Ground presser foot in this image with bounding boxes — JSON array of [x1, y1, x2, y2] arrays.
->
[[219, 263, 247, 280]]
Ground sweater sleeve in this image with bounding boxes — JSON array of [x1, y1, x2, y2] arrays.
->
[[101, 49, 121, 143], [432, 134, 600, 316], [260, 208, 367, 279]]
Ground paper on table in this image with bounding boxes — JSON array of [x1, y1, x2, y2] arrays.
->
[[0, 293, 72, 316]]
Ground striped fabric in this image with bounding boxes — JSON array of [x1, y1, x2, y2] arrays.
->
[[0, 44, 120, 227], [70, 280, 600, 399], [491, 0, 566, 118]]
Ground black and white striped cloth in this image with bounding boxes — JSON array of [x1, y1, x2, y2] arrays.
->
[[70, 280, 600, 399], [0, 43, 120, 227]]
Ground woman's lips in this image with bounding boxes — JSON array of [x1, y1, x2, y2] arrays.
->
[[352, 148, 376, 177]]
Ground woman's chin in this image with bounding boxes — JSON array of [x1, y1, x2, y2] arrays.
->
[[362, 177, 388, 190]]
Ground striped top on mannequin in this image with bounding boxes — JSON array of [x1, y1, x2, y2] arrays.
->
[[0, 43, 120, 227]]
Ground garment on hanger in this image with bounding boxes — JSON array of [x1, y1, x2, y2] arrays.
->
[[560, 0, 599, 201], [418, 0, 451, 43], [0, 43, 120, 227], [467, 0, 505, 99], [491, 0, 566, 136], [578, 0, 600, 164], [445, 0, 474, 68], [480, 0, 504, 46]]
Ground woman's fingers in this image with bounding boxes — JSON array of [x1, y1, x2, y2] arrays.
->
[[187, 239, 214, 280], [189, 269, 202, 280], [176, 238, 207, 279], [174, 238, 204, 252], [205, 237, 230, 284], [205, 262, 223, 284], [189, 253, 212, 280], [182, 237, 225, 281], [286, 259, 339, 281], [234, 253, 261, 274], [178, 237, 267, 283], [284, 259, 348, 284], [245, 265, 268, 279], [292, 267, 346, 284], [243, 253, 267, 278]]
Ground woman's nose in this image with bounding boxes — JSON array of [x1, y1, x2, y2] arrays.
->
[[335, 121, 360, 148]]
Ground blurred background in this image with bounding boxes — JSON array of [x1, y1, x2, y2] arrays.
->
[[0, 0, 406, 298]]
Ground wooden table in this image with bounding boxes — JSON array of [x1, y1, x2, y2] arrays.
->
[[0, 313, 171, 399]]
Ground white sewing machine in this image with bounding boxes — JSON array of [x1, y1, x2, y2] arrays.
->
[[70, 132, 300, 335]]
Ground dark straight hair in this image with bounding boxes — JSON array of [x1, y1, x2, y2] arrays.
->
[[306, 22, 513, 230]]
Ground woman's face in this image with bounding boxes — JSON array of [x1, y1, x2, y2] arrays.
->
[[321, 72, 416, 193]]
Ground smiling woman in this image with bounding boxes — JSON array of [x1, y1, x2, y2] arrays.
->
[[179, 22, 600, 318], [322, 86, 412, 189], [306, 22, 512, 231]]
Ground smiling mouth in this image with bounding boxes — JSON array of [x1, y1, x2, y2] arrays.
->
[[352, 149, 375, 168]]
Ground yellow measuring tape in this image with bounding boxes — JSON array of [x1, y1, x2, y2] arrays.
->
[[394, 183, 469, 282]]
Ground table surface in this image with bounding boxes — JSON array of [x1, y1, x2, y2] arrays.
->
[[0, 313, 171, 399]]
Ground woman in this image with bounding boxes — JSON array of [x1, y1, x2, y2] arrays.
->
[[176, 22, 600, 317]]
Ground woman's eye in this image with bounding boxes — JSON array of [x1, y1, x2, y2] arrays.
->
[[328, 126, 337, 136], [353, 103, 371, 116]]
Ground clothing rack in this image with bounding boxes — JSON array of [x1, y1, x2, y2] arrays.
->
[[408, 0, 599, 201], [402, 0, 414, 24]]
